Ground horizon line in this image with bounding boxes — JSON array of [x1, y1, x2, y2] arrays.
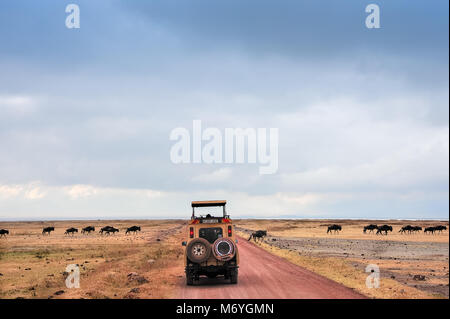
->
[[0, 216, 448, 222]]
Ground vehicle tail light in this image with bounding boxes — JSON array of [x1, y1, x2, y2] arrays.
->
[[189, 227, 194, 238], [228, 226, 232, 237]]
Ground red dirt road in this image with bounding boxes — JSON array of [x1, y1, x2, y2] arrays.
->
[[178, 237, 366, 299]]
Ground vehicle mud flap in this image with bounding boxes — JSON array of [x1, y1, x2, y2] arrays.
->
[[186, 238, 211, 263], [186, 272, 194, 285], [230, 269, 238, 284]]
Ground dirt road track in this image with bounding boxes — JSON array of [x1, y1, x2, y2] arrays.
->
[[178, 236, 366, 299]]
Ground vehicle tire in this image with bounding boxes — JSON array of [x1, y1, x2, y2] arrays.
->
[[186, 273, 194, 285], [230, 269, 238, 284], [187, 238, 211, 263], [212, 238, 236, 261]]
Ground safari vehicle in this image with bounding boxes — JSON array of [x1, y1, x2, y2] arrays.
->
[[182, 200, 239, 285]]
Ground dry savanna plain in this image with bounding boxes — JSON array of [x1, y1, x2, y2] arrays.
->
[[0, 219, 448, 299]]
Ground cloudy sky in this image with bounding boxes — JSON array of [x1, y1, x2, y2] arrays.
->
[[0, 0, 448, 220]]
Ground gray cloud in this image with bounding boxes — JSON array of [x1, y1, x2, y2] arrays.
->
[[0, 0, 448, 219]]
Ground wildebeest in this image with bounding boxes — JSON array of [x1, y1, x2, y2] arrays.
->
[[376, 225, 393, 235], [411, 226, 422, 233], [64, 227, 78, 236], [42, 227, 55, 235], [423, 226, 447, 234], [434, 225, 447, 233], [399, 225, 422, 234], [327, 224, 342, 234], [399, 225, 413, 234], [81, 226, 95, 234], [100, 226, 119, 235], [125, 226, 141, 234], [248, 230, 267, 242], [0, 229, 9, 237], [363, 224, 378, 233]]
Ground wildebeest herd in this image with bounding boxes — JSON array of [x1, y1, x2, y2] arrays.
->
[[364, 224, 447, 235], [0, 225, 142, 238], [327, 224, 447, 235], [359, 224, 394, 235], [325, 223, 448, 235], [246, 223, 448, 241], [1, 223, 447, 239], [423, 225, 447, 234]]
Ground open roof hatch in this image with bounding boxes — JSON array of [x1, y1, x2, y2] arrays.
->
[[191, 200, 228, 219]]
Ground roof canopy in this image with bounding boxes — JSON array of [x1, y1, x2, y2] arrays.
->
[[191, 200, 227, 207]]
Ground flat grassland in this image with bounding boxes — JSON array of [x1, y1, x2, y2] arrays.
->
[[0, 220, 185, 299], [236, 219, 449, 299], [0, 219, 448, 299]]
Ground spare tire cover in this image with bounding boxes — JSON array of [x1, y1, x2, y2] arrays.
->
[[212, 238, 236, 261], [187, 238, 211, 263]]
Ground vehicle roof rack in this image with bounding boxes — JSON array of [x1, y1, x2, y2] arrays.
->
[[191, 200, 226, 207]]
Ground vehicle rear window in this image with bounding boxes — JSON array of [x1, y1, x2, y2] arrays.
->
[[199, 227, 223, 244]]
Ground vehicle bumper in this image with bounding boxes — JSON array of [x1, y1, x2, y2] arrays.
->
[[185, 262, 238, 276]]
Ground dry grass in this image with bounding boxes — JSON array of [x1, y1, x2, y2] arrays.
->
[[0, 220, 185, 299], [236, 218, 449, 299], [1, 218, 447, 299]]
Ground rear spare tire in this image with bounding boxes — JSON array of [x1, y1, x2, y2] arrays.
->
[[187, 238, 211, 263], [212, 238, 236, 261]]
